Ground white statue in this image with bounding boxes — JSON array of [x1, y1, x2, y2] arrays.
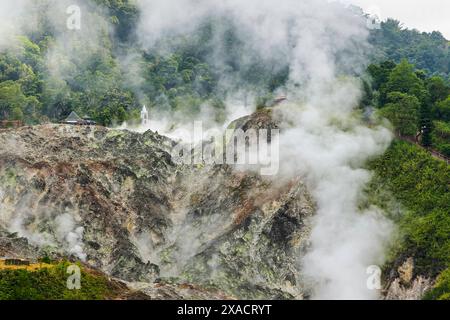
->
[[141, 105, 149, 126]]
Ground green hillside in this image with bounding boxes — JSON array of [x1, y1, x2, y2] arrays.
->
[[368, 140, 450, 299]]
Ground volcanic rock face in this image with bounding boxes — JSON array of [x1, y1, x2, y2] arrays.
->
[[384, 258, 432, 300], [0, 119, 314, 299]]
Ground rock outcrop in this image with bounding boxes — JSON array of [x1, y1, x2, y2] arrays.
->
[[0, 116, 314, 299], [384, 258, 432, 300]]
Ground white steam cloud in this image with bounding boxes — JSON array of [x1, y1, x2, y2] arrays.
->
[[54, 212, 86, 261], [1, 204, 87, 261], [279, 100, 394, 299], [0, 195, 87, 261], [0, 0, 34, 50]]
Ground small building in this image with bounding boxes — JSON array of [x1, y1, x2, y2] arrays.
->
[[62, 111, 96, 126], [141, 105, 149, 126], [64, 111, 83, 124], [272, 96, 287, 106]]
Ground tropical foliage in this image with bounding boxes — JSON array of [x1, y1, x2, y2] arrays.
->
[[367, 59, 450, 155], [369, 19, 450, 79], [368, 140, 450, 280]]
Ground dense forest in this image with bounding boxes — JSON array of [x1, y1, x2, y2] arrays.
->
[[367, 140, 450, 300], [366, 59, 450, 156], [0, 0, 288, 126], [369, 19, 450, 78], [0, 0, 449, 131]]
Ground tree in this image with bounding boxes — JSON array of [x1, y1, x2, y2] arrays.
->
[[426, 76, 449, 105], [360, 79, 373, 107], [0, 81, 27, 120], [10, 106, 24, 121], [384, 59, 427, 104], [368, 61, 397, 91], [434, 97, 450, 122], [379, 92, 420, 136], [432, 121, 450, 157], [370, 19, 450, 75], [367, 61, 396, 107]]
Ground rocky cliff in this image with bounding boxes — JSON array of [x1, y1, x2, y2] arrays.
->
[[0, 114, 315, 299]]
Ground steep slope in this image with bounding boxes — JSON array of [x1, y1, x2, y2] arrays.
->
[[0, 121, 314, 299], [367, 140, 450, 299]]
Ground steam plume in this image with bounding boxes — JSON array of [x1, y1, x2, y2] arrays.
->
[[135, 0, 395, 299]]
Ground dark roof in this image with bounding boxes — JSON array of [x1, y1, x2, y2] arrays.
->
[[65, 111, 82, 122]]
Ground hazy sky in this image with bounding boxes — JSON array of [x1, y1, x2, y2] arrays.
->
[[341, 0, 450, 39]]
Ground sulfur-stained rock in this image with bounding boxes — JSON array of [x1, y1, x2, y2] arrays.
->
[[0, 121, 315, 299]]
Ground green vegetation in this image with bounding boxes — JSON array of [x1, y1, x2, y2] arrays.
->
[[433, 121, 450, 156], [367, 59, 450, 155], [3, 2, 447, 128], [0, 261, 120, 300], [0, 0, 290, 126], [368, 141, 450, 286], [378, 92, 420, 136], [424, 268, 450, 300], [0, 1, 140, 126], [370, 19, 450, 79]]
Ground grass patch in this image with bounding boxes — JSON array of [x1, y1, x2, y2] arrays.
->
[[0, 261, 122, 300]]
